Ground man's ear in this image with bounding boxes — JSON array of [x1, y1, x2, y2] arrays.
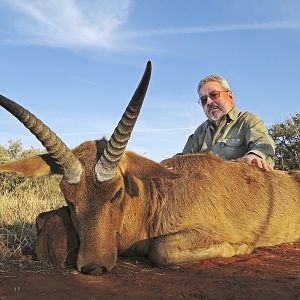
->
[[0, 154, 62, 177]]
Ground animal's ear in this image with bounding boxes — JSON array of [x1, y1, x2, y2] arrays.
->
[[124, 173, 139, 197], [121, 151, 181, 180], [0, 154, 62, 177]]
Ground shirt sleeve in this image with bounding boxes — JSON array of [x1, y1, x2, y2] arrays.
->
[[244, 113, 275, 166], [182, 123, 207, 154]]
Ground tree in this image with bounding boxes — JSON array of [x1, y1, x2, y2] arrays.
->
[[269, 113, 300, 170], [0, 140, 44, 163]]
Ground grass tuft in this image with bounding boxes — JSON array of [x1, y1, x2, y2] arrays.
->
[[0, 173, 65, 262]]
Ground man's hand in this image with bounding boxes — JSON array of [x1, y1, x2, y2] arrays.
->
[[240, 153, 273, 171]]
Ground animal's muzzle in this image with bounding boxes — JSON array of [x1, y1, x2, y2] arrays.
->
[[80, 263, 107, 275]]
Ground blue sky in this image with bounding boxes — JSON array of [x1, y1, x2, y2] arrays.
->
[[0, 0, 299, 161]]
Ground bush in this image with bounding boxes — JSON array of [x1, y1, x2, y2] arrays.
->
[[269, 113, 300, 170], [0, 139, 44, 163]]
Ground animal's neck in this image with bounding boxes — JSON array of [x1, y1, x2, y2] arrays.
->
[[117, 177, 168, 252], [144, 178, 168, 237]]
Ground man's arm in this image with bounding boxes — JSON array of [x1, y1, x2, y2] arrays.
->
[[182, 123, 207, 154], [241, 113, 275, 171]]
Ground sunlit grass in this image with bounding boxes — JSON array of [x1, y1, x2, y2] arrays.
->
[[0, 173, 65, 261]]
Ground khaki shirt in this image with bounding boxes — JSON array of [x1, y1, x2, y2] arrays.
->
[[182, 107, 275, 166]]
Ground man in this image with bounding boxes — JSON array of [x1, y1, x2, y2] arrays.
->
[[182, 75, 275, 171]]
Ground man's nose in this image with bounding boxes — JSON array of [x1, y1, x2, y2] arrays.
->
[[206, 96, 215, 105]]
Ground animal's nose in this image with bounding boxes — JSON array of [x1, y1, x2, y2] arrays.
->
[[80, 263, 107, 275]]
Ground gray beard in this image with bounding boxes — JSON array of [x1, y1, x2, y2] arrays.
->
[[205, 108, 224, 124]]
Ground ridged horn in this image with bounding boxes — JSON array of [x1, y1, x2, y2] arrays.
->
[[0, 95, 82, 184], [95, 61, 152, 182]]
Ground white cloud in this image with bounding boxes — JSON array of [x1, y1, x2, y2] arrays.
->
[[1, 0, 130, 49], [129, 20, 300, 38], [1, 1, 299, 51]]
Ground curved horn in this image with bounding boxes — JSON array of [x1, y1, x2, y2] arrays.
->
[[0, 95, 82, 184], [95, 61, 152, 182]]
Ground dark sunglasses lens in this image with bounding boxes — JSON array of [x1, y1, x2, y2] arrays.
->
[[209, 91, 220, 100], [200, 96, 207, 105]]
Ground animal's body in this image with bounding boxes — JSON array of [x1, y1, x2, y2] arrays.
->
[[0, 61, 299, 275], [68, 141, 300, 270]]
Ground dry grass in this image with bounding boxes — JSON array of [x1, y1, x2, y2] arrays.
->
[[0, 173, 65, 263]]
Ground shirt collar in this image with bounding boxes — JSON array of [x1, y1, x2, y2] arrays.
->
[[226, 106, 239, 122]]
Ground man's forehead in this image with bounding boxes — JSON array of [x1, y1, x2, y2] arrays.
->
[[199, 81, 223, 93]]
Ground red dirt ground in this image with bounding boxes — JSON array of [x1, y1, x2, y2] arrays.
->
[[0, 242, 299, 300]]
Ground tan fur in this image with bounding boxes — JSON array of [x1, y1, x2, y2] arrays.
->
[[1, 141, 299, 273], [0, 154, 60, 176]]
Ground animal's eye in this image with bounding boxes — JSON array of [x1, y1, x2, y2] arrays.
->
[[111, 188, 123, 203]]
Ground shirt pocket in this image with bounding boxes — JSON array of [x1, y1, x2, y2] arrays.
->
[[222, 137, 243, 147], [217, 137, 245, 160]]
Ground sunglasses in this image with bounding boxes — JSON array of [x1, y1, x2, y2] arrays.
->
[[198, 90, 229, 106]]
